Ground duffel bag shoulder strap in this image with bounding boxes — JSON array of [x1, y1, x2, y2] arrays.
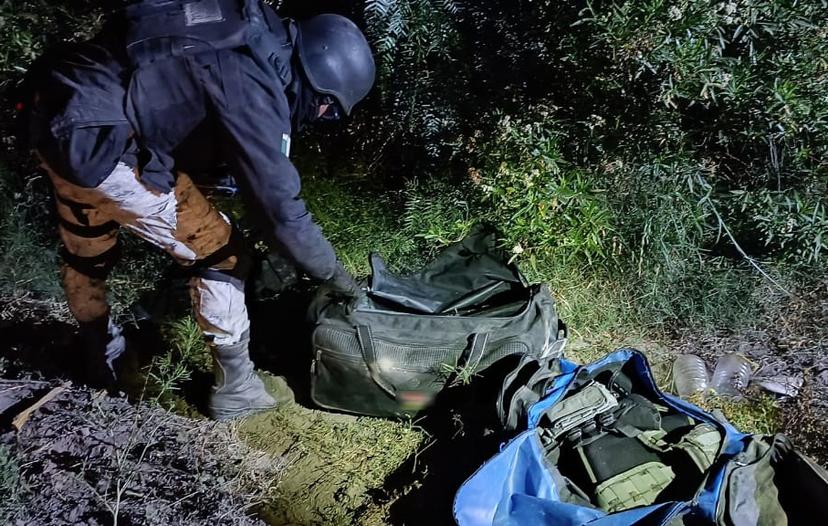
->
[[355, 325, 397, 398], [464, 331, 490, 374], [355, 325, 490, 400]]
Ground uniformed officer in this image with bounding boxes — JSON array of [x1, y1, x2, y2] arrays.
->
[[19, 1, 375, 420]]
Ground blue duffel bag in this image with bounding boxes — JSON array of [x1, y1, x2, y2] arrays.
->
[[454, 349, 828, 526]]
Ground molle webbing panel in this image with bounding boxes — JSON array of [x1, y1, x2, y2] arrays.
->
[[540, 382, 618, 440], [595, 461, 676, 513], [674, 424, 721, 473], [123, 0, 263, 64]]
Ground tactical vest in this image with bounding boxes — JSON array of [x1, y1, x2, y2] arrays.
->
[[497, 355, 723, 514], [123, 0, 269, 65], [537, 377, 722, 513]]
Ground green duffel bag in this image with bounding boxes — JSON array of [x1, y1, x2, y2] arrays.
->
[[309, 227, 566, 417], [716, 433, 828, 526]]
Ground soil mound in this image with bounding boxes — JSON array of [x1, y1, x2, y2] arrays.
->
[[0, 381, 285, 526]]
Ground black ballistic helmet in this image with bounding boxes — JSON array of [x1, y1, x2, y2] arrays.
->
[[295, 14, 376, 115]]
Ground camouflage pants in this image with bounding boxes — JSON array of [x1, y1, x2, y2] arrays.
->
[[44, 160, 249, 346]]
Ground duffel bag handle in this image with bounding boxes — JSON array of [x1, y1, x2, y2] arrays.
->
[[355, 325, 490, 400]]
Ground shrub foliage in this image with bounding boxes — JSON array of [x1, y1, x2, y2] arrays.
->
[[343, 0, 827, 329], [0, 0, 825, 333]]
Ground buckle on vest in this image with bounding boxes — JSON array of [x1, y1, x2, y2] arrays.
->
[[540, 382, 619, 441]]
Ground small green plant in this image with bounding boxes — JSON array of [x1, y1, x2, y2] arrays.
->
[[165, 316, 211, 369], [0, 444, 22, 521], [690, 392, 782, 436], [439, 360, 478, 387], [146, 353, 191, 406], [401, 177, 474, 250], [146, 316, 211, 407]]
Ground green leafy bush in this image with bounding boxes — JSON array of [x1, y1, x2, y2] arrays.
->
[[338, 0, 827, 331], [477, 113, 615, 266], [353, 0, 462, 171], [733, 189, 828, 263]]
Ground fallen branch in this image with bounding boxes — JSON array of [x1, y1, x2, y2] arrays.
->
[[696, 172, 792, 296], [12, 383, 69, 431], [0, 379, 51, 386]]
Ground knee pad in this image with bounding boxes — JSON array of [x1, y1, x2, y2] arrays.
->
[[61, 241, 121, 280]]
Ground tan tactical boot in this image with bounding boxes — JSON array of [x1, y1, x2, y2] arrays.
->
[[208, 331, 277, 421]]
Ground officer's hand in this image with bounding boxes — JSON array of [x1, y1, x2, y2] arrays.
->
[[323, 263, 361, 300]]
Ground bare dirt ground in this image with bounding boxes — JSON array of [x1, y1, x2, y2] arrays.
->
[[671, 279, 828, 464], [0, 379, 285, 525]]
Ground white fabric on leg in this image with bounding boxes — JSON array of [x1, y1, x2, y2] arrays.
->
[[190, 277, 250, 346], [85, 162, 250, 345], [94, 162, 198, 262]]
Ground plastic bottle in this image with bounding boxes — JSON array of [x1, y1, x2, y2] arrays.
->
[[672, 354, 709, 398], [710, 353, 753, 397]]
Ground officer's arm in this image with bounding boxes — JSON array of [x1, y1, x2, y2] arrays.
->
[[217, 77, 338, 281], [56, 125, 137, 187]]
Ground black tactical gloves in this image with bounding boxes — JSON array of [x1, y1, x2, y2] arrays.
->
[[323, 262, 361, 300]]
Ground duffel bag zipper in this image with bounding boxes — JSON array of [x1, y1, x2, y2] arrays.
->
[[352, 286, 551, 322]]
